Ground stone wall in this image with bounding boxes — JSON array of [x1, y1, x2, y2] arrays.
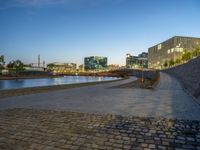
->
[[164, 56, 200, 99], [132, 70, 159, 81]]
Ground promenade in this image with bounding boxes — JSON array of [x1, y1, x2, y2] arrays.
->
[[0, 72, 200, 120], [0, 73, 200, 149]]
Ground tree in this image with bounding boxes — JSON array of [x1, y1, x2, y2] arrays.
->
[[7, 60, 24, 73], [182, 50, 192, 61], [175, 58, 181, 64], [0, 55, 5, 71], [7, 61, 15, 69], [163, 61, 168, 68], [47, 63, 56, 71], [169, 59, 175, 67], [15, 60, 25, 73], [192, 46, 200, 57], [7, 61, 16, 74]]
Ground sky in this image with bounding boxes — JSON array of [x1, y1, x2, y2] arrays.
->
[[0, 0, 200, 66]]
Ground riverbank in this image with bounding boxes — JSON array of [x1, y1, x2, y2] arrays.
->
[[0, 77, 124, 99], [0, 72, 122, 80]]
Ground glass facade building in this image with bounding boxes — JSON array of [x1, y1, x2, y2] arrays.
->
[[148, 36, 200, 69], [84, 56, 108, 71], [47, 62, 77, 73], [126, 52, 148, 69]]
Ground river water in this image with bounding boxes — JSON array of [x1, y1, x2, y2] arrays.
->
[[0, 76, 119, 90]]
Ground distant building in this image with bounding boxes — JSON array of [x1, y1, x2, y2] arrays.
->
[[84, 56, 107, 71], [78, 64, 84, 72], [24, 64, 45, 71], [47, 62, 77, 73], [108, 64, 120, 71], [126, 52, 148, 69], [0, 69, 9, 75], [148, 36, 200, 69]]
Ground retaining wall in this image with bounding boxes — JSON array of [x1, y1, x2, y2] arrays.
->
[[164, 56, 200, 99]]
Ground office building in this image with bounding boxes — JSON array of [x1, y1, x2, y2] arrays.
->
[[84, 56, 107, 71], [108, 64, 120, 71], [148, 36, 200, 69], [126, 52, 148, 69], [47, 62, 77, 73], [78, 64, 84, 72]]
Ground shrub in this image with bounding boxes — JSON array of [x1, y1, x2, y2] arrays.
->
[[182, 50, 192, 61], [163, 61, 168, 68], [192, 46, 200, 57], [175, 58, 181, 64], [169, 59, 175, 66]]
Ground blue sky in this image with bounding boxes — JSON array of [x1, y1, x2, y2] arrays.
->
[[0, 0, 200, 65]]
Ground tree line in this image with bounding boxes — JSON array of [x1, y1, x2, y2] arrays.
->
[[0, 55, 25, 74]]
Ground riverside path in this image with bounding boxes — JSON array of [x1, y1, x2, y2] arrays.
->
[[0, 72, 200, 120], [1, 72, 200, 150]]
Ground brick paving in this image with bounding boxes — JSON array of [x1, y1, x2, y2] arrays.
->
[[0, 108, 200, 150]]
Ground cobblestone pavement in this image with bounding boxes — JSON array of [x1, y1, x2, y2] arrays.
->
[[0, 108, 200, 150]]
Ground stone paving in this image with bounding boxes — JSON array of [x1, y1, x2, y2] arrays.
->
[[0, 108, 200, 150]]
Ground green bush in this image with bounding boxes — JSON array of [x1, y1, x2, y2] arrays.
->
[[175, 58, 181, 64], [169, 59, 175, 66], [182, 50, 192, 61], [192, 47, 200, 57], [163, 61, 168, 68]]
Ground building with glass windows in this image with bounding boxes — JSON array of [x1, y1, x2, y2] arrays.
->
[[148, 36, 200, 69], [47, 62, 77, 73], [84, 56, 107, 71], [126, 52, 148, 69]]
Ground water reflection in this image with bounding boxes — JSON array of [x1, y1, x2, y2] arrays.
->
[[0, 76, 119, 90]]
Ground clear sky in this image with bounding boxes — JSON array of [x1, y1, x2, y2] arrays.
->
[[0, 0, 200, 66]]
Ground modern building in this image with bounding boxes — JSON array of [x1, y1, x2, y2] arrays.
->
[[108, 64, 120, 71], [148, 36, 200, 69], [47, 62, 77, 73], [126, 52, 148, 69], [24, 65, 45, 71], [78, 64, 84, 72], [24, 62, 46, 71], [84, 56, 107, 71]]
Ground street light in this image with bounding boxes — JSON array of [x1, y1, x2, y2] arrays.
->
[[141, 58, 144, 84]]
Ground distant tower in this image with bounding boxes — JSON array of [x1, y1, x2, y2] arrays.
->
[[38, 54, 40, 67], [43, 61, 45, 68]]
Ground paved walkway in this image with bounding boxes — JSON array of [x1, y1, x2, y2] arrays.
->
[[0, 72, 200, 120], [1, 73, 200, 150]]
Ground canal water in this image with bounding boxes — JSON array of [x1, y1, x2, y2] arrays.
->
[[0, 76, 119, 90]]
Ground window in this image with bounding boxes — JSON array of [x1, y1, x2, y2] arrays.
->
[[158, 44, 162, 50]]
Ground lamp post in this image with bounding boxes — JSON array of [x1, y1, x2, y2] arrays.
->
[[141, 58, 144, 83]]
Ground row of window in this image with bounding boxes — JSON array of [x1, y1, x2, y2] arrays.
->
[[167, 48, 183, 54]]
